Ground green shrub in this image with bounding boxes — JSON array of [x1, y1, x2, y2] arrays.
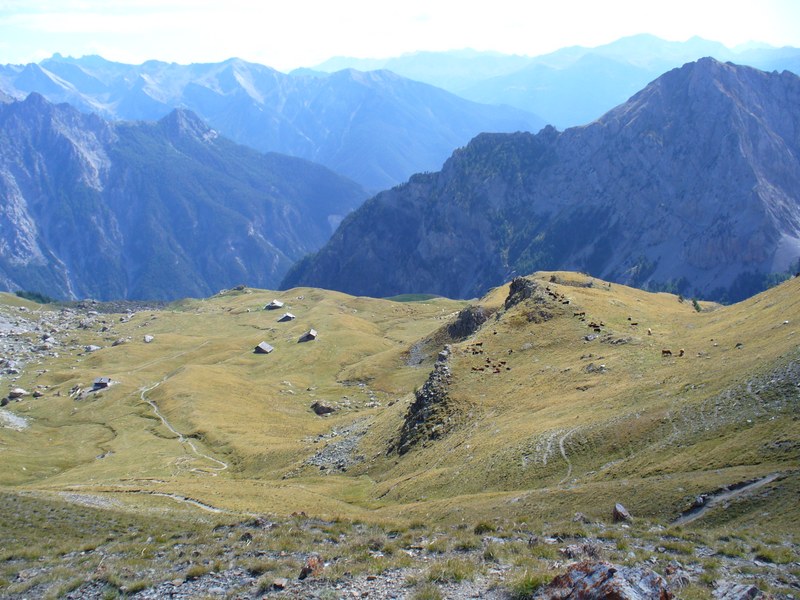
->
[[753, 545, 795, 564], [474, 521, 496, 535], [507, 569, 553, 599], [426, 557, 479, 583], [411, 582, 443, 600], [15, 290, 56, 304]]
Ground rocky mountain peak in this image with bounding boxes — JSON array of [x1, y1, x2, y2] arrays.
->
[[282, 60, 800, 302], [158, 108, 216, 142]]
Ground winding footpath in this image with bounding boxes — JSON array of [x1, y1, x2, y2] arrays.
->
[[140, 380, 228, 476], [558, 428, 577, 485], [672, 472, 782, 526]]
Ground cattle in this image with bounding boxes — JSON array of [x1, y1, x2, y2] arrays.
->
[[662, 349, 672, 357], [573, 311, 586, 317], [647, 328, 652, 336], [678, 349, 685, 357]]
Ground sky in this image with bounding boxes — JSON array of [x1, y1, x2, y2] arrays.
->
[[0, 0, 799, 72]]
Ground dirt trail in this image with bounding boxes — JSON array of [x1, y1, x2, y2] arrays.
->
[[140, 380, 228, 475], [133, 490, 224, 513], [558, 428, 577, 485], [671, 472, 782, 526]]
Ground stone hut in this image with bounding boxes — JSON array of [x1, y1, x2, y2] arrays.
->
[[298, 329, 317, 343], [93, 377, 112, 389], [254, 342, 275, 354]]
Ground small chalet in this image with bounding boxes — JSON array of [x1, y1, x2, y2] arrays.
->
[[277, 312, 296, 322], [298, 329, 317, 343], [264, 299, 284, 310], [93, 377, 112, 389], [254, 341, 274, 354]]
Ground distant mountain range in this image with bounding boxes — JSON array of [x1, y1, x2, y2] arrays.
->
[[282, 59, 800, 302], [0, 94, 367, 300], [313, 35, 800, 128], [0, 56, 543, 190]]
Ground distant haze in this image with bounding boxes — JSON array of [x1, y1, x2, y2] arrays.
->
[[1, 0, 799, 71]]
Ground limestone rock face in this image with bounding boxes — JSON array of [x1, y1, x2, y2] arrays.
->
[[283, 59, 800, 302]]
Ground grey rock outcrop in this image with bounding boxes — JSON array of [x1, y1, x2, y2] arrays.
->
[[392, 358, 454, 455], [446, 306, 489, 340], [504, 276, 538, 309], [713, 581, 761, 600], [536, 560, 672, 600]]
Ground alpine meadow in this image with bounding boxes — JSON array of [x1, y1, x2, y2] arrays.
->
[[0, 18, 799, 600]]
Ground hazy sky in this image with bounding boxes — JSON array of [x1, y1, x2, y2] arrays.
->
[[1, 0, 798, 71]]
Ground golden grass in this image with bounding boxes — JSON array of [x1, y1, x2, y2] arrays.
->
[[1, 274, 798, 535]]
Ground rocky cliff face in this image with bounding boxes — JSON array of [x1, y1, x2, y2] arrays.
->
[[282, 59, 800, 302], [0, 94, 367, 300]]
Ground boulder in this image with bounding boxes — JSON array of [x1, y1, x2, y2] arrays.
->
[[613, 503, 632, 522], [311, 401, 336, 416], [272, 577, 289, 590], [84, 345, 101, 353], [8, 388, 28, 399], [573, 512, 591, 524], [298, 554, 323, 580], [537, 560, 672, 599], [143, 335, 154, 343], [713, 581, 761, 600]]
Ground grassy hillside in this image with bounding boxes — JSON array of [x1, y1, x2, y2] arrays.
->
[[1, 274, 798, 533]]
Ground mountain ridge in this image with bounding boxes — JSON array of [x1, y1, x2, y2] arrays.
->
[[0, 94, 367, 300], [0, 56, 544, 190], [312, 35, 800, 127], [282, 59, 800, 301]]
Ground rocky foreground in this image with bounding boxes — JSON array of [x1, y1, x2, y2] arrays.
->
[[1, 480, 797, 599], [2, 506, 792, 600]]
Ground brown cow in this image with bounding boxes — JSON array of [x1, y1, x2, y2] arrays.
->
[[662, 349, 672, 357]]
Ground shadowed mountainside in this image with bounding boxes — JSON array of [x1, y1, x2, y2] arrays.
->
[[0, 94, 367, 300]]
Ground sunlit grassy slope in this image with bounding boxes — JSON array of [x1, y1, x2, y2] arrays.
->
[[1, 272, 798, 533]]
